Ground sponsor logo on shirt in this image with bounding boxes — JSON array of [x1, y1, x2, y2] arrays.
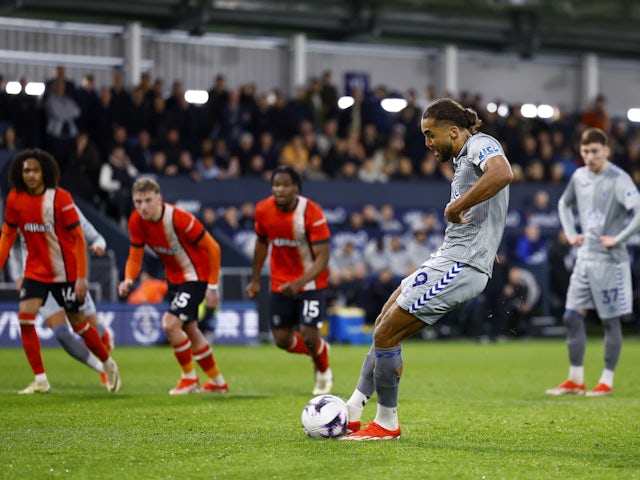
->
[[273, 238, 300, 247], [23, 223, 52, 232], [478, 144, 500, 161], [153, 246, 181, 255]]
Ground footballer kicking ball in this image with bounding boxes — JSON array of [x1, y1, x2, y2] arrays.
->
[[301, 394, 348, 439]]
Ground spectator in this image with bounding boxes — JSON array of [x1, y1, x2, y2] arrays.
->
[[329, 241, 368, 283], [256, 130, 279, 174], [279, 134, 309, 174], [385, 234, 414, 280], [127, 272, 169, 304], [0, 127, 19, 197], [98, 145, 139, 226], [580, 93, 610, 133], [44, 77, 81, 172], [378, 204, 403, 233], [229, 131, 256, 176], [62, 132, 103, 208], [547, 229, 575, 320], [194, 153, 223, 180], [363, 267, 397, 324], [496, 266, 541, 337], [515, 222, 548, 266], [405, 226, 435, 270], [525, 190, 560, 238], [128, 86, 152, 136], [8, 76, 41, 148], [109, 69, 132, 129], [89, 86, 114, 158], [75, 74, 99, 133], [205, 74, 229, 138], [128, 130, 154, 173]]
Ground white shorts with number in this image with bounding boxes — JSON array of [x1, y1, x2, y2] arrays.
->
[[565, 259, 633, 319], [396, 256, 489, 325]]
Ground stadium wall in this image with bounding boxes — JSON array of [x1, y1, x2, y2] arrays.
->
[[1, 17, 639, 115]]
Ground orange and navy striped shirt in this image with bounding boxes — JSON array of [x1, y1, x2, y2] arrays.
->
[[127, 203, 220, 284], [254, 195, 330, 292], [4, 188, 83, 282]]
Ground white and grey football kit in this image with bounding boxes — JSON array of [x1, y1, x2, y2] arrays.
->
[[396, 133, 509, 324], [560, 163, 640, 319]]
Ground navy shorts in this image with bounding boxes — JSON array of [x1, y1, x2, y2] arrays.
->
[[167, 281, 207, 323], [20, 278, 85, 313], [269, 290, 327, 330]]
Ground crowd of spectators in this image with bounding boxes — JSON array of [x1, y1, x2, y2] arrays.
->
[[2, 65, 640, 223], [2, 65, 640, 339]]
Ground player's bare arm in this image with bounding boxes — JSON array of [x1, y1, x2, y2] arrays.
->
[[444, 155, 513, 223], [246, 235, 269, 299], [75, 276, 88, 302]]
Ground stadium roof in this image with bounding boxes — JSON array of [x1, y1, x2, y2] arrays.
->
[[2, 0, 640, 59]]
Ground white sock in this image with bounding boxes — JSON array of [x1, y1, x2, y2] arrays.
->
[[598, 369, 614, 387], [35, 373, 48, 382], [373, 405, 398, 431], [346, 390, 368, 422], [87, 355, 103, 373], [208, 374, 226, 386], [182, 370, 197, 380], [568, 365, 584, 384]]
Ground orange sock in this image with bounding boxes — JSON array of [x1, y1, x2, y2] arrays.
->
[[19, 313, 44, 375], [287, 332, 312, 355], [193, 345, 220, 379], [172, 337, 194, 374], [312, 338, 330, 373], [73, 321, 109, 362]]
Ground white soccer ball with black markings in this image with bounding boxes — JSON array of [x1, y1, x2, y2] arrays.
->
[[301, 394, 348, 439]]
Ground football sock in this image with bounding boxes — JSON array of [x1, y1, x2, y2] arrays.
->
[[602, 317, 622, 372], [19, 313, 45, 375], [568, 365, 584, 385], [93, 322, 106, 337], [287, 332, 311, 355], [73, 321, 109, 362], [374, 405, 399, 431], [172, 337, 195, 375], [373, 346, 402, 410], [53, 324, 102, 373], [355, 346, 375, 397], [312, 338, 330, 373], [598, 369, 614, 387], [192, 344, 223, 382], [564, 310, 586, 367], [346, 390, 369, 423]]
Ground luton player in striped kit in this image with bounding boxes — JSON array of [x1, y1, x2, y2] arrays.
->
[[0, 148, 121, 393], [245, 166, 333, 395], [118, 177, 227, 395], [342, 98, 513, 440]]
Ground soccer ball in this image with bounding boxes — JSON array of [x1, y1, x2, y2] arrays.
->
[[301, 394, 348, 439]]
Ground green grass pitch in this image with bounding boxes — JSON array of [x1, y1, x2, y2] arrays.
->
[[1, 338, 639, 479]]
